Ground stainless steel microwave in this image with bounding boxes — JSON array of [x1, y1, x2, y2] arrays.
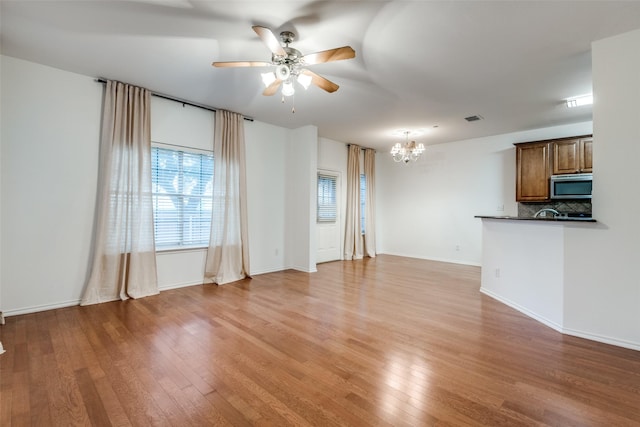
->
[[550, 173, 592, 199]]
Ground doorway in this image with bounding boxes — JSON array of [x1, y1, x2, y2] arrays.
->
[[316, 170, 341, 263]]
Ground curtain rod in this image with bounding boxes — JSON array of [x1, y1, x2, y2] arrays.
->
[[347, 143, 376, 153], [95, 78, 253, 122]]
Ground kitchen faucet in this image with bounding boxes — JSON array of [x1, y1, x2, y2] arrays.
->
[[534, 208, 560, 218]]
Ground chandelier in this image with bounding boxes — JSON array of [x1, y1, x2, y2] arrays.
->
[[390, 131, 425, 163]]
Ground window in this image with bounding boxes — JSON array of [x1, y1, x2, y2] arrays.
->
[[317, 173, 337, 222], [360, 174, 366, 234], [151, 146, 214, 249]]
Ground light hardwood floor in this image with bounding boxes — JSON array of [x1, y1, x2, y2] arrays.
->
[[1, 255, 639, 426]]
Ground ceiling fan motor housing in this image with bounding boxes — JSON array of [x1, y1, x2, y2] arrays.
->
[[280, 31, 295, 45], [273, 46, 303, 79]]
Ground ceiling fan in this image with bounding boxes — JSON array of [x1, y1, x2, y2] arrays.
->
[[212, 26, 356, 98]]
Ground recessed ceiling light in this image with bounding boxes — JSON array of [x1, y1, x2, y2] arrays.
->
[[566, 94, 593, 108]]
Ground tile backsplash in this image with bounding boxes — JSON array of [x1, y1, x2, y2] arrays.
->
[[518, 201, 592, 218]]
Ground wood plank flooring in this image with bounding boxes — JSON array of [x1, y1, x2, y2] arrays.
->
[[1, 255, 639, 426]]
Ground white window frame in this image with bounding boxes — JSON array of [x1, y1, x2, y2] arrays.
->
[[317, 171, 339, 223], [151, 142, 214, 251]]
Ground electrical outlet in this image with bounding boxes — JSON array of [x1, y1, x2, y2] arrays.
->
[[497, 204, 504, 212], [495, 268, 501, 278], [455, 245, 460, 251]]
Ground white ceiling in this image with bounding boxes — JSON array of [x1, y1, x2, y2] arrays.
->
[[3, 1, 640, 150]]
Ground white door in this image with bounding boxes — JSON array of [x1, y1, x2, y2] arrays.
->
[[316, 171, 341, 263]]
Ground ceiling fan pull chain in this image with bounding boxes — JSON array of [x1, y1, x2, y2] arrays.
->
[[292, 93, 295, 114]]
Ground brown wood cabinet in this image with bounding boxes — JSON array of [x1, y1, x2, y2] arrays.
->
[[515, 134, 593, 202], [515, 141, 551, 201], [580, 137, 593, 172], [552, 136, 593, 174]]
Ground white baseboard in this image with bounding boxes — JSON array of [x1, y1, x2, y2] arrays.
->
[[249, 266, 287, 276], [3, 299, 81, 317], [480, 287, 640, 351], [3, 282, 204, 317], [562, 327, 640, 352], [158, 280, 203, 291], [290, 265, 318, 273]]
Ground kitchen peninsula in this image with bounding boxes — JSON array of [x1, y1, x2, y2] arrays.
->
[[475, 215, 595, 222], [476, 216, 597, 333], [476, 131, 600, 333]]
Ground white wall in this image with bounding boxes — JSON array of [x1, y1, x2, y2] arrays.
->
[[245, 120, 288, 275], [1, 56, 102, 313], [376, 121, 593, 265], [562, 28, 640, 348], [285, 126, 318, 272], [481, 220, 565, 330], [152, 96, 214, 151]]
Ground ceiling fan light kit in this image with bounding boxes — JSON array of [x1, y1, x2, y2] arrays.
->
[[297, 73, 312, 89], [281, 81, 295, 97], [212, 25, 356, 110], [274, 64, 291, 81]]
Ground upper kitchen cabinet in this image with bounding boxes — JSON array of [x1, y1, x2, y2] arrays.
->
[[515, 141, 551, 201], [552, 136, 593, 174]]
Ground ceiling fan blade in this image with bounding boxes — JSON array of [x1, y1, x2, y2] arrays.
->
[[212, 61, 272, 68], [252, 26, 286, 57], [301, 69, 339, 93], [302, 46, 355, 65], [263, 79, 282, 96]]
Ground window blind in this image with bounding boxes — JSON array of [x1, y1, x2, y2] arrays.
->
[[151, 147, 214, 249], [317, 173, 337, 222]]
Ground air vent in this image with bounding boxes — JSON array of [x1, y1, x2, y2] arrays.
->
[[464, 115, 483, 122]]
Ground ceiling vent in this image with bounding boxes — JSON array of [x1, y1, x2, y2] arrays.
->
[[464, 115, 483, 122]]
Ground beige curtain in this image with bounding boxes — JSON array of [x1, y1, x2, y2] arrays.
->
[[363, 148, 376, 257], [81, 80, 158, 305], [344, 144, 363, 260], [204, 110, 250, 284]]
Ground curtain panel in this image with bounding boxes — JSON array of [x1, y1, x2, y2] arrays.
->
[[344, 144, 363, 260], [204, 109, 250, 285], [81, 80, 158, 305], [363, 148, 377, 257]]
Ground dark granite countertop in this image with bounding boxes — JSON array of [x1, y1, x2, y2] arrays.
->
[[475, 215, 596, 223]]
